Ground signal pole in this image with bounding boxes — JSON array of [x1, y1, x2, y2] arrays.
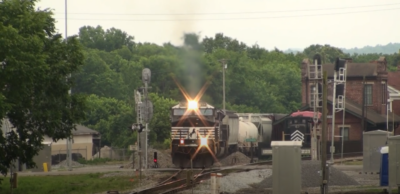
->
[[141, 68, 153, 169], [134, 90, 142, 186], [310, 54, 323, 161], [321, 71, 328, 194], [330, 58, 347, 164]]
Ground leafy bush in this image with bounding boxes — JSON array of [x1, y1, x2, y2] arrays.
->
[[152, 138, 171, 150]]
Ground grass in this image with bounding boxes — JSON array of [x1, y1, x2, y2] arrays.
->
[[0, 173, 139, 194]]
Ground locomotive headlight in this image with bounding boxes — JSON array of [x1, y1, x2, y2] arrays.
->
[[180, 139, 184, 144], [200, 138, 207, 146], [188, 100, 198, 109]]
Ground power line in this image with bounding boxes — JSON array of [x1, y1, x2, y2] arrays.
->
[[53, 2, 400, 16], [54, 7, 400, 22]]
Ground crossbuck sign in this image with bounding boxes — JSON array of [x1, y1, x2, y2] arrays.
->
[[291, 130, 305, 142]]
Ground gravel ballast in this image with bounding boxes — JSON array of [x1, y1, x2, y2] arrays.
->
[[217, 152, 252, 166], [257, 160, 359, 188], [177, 169, 272, 194]]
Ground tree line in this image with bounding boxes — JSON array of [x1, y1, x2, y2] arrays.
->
[[74, 26, 400, 149], [1, 0, 399, 177]]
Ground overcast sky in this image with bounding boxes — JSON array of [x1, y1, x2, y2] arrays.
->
[[35, 0, 400, 50]]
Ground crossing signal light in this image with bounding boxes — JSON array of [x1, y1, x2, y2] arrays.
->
[[154, 152, 157, 162], [335, 58, 346, 71]]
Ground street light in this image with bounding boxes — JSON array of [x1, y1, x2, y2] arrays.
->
[[219, 59, 228, 112]]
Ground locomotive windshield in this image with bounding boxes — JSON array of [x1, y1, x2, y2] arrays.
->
[[173, 108, 213, 116]]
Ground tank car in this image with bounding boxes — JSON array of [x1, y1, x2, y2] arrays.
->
[[237, 118, 259, 155]]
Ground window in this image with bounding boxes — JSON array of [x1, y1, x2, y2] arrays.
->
[[173, 109, 187, 115], [364, 84, 372, 106], [199, 109, 213, 116], [381, 83, 387, 104], [339, 127, 349, 141]]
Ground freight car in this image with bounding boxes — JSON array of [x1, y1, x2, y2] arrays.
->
[[169, 101, 264, 168]]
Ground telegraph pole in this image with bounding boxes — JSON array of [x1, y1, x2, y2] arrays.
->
[[321, 71, 328, 194], [65, 0, 73, 172], [219, 59, 227, 112]]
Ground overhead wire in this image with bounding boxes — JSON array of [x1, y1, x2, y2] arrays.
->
[[54, 7, 400, 22], [53, 2, 400, 16]]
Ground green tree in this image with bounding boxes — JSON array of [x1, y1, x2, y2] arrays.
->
[[148, 93, 177, 142], [78, 25, 134, 52], [303, 44, 348, 63], [0, 0, 86, 176], [82, 95, 135, 148]]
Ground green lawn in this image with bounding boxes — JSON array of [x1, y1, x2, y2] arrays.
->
[[0, 173, 138, 194]]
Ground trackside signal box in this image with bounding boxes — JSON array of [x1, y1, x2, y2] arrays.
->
[[388, 136, 400, 191], [271, 141, 302, 194]]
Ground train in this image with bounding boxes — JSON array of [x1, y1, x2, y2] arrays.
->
[[169, 100, 318, 168], [169, 100, 272, 168]]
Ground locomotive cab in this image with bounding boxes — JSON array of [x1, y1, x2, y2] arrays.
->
[[170, 101, 218, 168]]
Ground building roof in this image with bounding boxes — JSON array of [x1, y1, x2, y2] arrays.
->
[[322, 63, 378, 78], [273, 98, 400, 126], [327, 96, 400, 124], [73, 124, 100, 135], [388, 70, 400, 91]]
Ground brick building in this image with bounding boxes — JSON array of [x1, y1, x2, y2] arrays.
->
[[301, 57, 400, 139], [388, 65, 400, 133], [272, 57, 400, 154]]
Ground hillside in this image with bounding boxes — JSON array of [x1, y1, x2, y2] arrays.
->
[[341, 43, 400, 55], [284, 43, 400, 55]]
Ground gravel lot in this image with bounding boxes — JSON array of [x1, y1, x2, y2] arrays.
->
[[177, 169, 272, 194], [255, 160, 359, 189]]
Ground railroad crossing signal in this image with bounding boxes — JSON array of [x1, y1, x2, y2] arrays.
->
[[291, 130, 305, 142]]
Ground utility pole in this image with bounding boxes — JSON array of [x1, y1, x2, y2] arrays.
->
[[219, 59, 227, 112], [65, 0, 73, 172], [321, 71, 328, 194]]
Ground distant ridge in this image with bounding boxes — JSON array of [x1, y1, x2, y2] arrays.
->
[[341, 43, 400, 55], [283, 43, 400, 54]]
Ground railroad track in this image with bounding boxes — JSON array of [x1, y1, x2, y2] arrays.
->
[[124, 155, 362, 194]]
